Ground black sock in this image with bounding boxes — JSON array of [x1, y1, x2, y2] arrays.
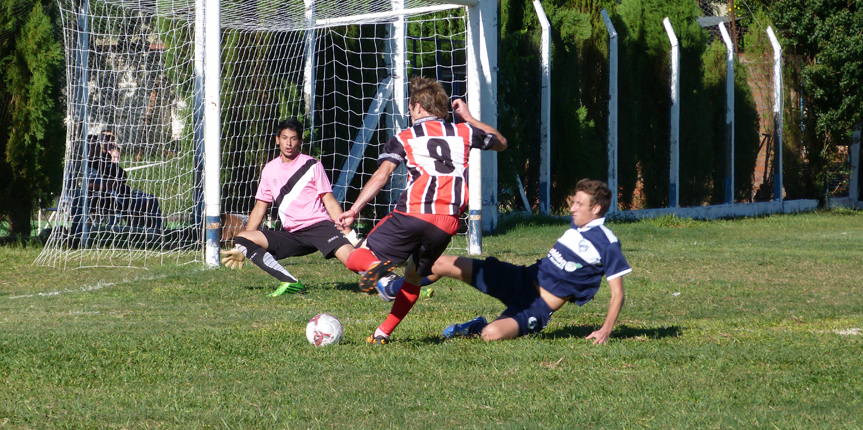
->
[[234, 236, 298, 283]]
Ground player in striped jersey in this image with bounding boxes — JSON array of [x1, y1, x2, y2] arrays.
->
[[337, 76, 507, 344]]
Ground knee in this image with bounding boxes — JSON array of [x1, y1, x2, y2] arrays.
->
[[430, 257, 449, 275], [479, 325, 506, 341], [430, 255, 464, 279], [234, 231, 265, 249], [478, 320, 520, 341]]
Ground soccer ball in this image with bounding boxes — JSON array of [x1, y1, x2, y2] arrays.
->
[[306, 313, 343, 346]]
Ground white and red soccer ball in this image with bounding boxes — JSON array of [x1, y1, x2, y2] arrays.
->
[[306, 313, 343, 346]]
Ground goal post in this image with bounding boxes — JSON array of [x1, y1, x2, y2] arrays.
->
[[37, 0, 497, 269]]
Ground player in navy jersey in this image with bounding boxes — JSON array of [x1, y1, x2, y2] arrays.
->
[[337, 76, 507, 345], [428, 179, 631, 344]]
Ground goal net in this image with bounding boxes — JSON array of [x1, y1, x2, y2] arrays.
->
[[37, 0, 473, 269]]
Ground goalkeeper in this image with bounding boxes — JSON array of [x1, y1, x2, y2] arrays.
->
[[381, 180, 631, 344], [220, 118, 357, 296]]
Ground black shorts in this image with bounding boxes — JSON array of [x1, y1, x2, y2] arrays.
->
[[365, 211, 453, 277], [261, 220, 351, 260], [471, 257, 554, 337]]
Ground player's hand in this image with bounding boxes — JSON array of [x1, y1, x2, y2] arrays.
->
[[337, 209, 357, 229], [452, 99, 474, 123], [586, 328, 611, 345], [220, 248, 245, 270]]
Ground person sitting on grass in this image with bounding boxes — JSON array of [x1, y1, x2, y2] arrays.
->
[[378, 179, 631, 344], [87, 130, 163, 230], [219, 118, 358, 296]]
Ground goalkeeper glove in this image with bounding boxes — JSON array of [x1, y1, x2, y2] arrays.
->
[[220, 248, 245, 270]]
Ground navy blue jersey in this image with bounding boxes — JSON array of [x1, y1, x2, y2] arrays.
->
[[532, 218, 631, 305]]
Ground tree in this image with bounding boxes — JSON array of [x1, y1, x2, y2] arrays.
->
[[0, 0, 65, 238], [771, 0, 863, 198]]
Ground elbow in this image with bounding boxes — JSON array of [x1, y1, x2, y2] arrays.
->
[[496, 137, 508, 151]]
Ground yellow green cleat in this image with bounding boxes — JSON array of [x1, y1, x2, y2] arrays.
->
[[268, 280, 305, 296]]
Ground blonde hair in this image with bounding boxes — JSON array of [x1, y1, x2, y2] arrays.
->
[[409, 76, 450, 119]]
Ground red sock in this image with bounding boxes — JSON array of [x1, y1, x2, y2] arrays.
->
[[378, 281, 421, 336], [345, 248, 378, 273]]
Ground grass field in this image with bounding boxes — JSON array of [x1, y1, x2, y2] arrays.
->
[[2, 210, 862, 429]]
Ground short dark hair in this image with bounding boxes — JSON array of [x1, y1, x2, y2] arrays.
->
[[100, 130, 115, 143], [87, 131, 115, 159], [575, 179, 612, 216], [275, 118, 304, 140]]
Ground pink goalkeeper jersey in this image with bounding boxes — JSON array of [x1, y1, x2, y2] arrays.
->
[[255, 153, 333, 232]]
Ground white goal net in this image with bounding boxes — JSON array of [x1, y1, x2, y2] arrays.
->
[[37, 0, 474, 269]]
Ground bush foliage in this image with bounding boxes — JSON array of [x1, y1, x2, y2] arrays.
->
[[499, 0, 789, 212], [0, 0, 65, 237]]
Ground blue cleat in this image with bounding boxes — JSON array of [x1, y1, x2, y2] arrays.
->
[[375, 273, 401, 302], [442, 316, 488, 338]]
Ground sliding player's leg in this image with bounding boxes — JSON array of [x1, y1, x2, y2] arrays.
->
[[374, 273, 436, 302], [442, 256, 552, 341], [372, 255, 458, 301], [234, 230, 313, 295]]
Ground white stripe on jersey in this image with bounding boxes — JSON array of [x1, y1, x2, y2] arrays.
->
[[607, 267, 632, 280], [598, 225, 620, 244], [557, 229, 602, 266], [277, 167, 316, 227]]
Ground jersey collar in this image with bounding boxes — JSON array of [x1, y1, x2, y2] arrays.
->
[[413, 116, 441, 125], [574, 217, 605, 232]]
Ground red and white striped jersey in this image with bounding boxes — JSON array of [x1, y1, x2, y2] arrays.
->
[[378, 116, 501, 215]]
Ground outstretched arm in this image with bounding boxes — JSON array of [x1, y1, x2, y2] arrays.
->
[[322, 191, 360, 245], [452, 99, 507, 151], [321, 192, 346, 230], [337, 161, 398, 228], [245, 200, 270, 232], [586, 276, 625, 345]]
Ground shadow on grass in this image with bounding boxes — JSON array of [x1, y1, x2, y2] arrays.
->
[[408, 334, 448, 345], [243, 281, 363, 294], [542, 324, 682, 341], [393, 325, 683, 345], [330, 281, 362, 292]]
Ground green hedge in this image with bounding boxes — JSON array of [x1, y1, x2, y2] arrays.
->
[[498, 0, 765, 211]]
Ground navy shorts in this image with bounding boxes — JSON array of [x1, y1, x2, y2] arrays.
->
[[261, 220, 351, 260], [365, 212, 453, 277], [471, 257, 554, 337]]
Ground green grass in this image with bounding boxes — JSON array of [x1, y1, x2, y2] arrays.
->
[[1, 210, 862, 428]]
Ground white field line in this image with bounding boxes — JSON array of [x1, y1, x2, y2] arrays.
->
[[5, 271, 201, 300]]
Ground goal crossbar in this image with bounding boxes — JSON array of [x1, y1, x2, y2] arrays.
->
[[315, 4, 464, 28], [37, 0, 497, 269]]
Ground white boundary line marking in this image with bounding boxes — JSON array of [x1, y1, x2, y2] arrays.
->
[[5, 270, 205, 300]]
